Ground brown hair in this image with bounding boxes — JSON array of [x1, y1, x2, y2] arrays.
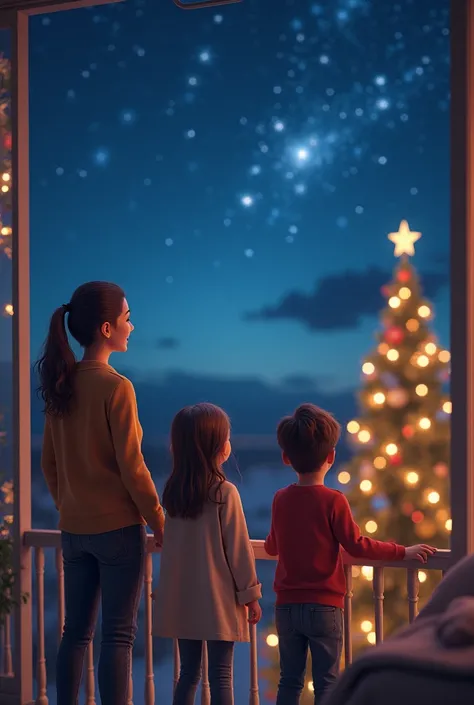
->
[[277, 403, 341, 474], [162, 403, 230, 519], [36, 281, 125, 417]]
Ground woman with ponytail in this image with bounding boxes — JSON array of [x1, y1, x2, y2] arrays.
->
[[36, 281, 164, 705]]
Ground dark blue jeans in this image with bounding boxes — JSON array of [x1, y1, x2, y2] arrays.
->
[[173, 639, 234, 705], [275, 603, 343, 705], [56, 524, 146, 705]]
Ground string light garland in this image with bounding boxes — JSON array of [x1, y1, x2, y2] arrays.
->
[[0, 56, 12, 318]]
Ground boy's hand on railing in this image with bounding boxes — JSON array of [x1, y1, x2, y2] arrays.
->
[[404, 544, 437, 563], [246, 600, 262, 625]]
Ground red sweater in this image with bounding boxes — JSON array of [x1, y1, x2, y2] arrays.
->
[[264, 484, 405, 608]]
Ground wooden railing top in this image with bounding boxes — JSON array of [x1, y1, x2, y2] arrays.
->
[[23, 529, 452, 571]]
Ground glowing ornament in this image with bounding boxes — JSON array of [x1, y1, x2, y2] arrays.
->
[[389, 452, 402, 466], [361, 620, 373, 633], [416, 354, 430, 368], [358, 429, 371, 443], [438, 350, 451, 363], [365, 520, 378, 534], [266, 634, 278, 647], [442, 401, 452, 414], [373, 456, 386, 469], [418, 571, 427, 583], [418, 305, 431, 318], [434, 462, 448, 479], [416, 384, 428, 397], [398, 287, 411, 300], [397, 268, 411, 283], [402, 424, 415, 439], [445, 519, 452, 532], [387, 388, 408, 408], [385, 326, 404, 345], [372, 392, 386, 405], [406, 318, 420, 332], [388, 220, 421, 257], [361, 566, 373, 580], [388, 296, 401, 309], [347, 420, 360, 434], [418, 417, 431, 430], [378, 342, 389, 355], [362, 362, 375, 375], [425, 342, 437, 355], [367, 632, 376, 645], [3, 303, 13, 316], [411, 510, 424, 524], [427, 490, 440, 504], [338, 471, 351, 485], [402, 502, 414, 516], [386, 348, 399, 362], [385, 443, 398, 456], [405, 471, 419, 485]]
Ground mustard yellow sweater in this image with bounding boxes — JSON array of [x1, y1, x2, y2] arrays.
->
[[41, 360, 165, 535]]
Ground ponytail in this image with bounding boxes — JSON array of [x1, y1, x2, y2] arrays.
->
[[36, 305, 76, 417]]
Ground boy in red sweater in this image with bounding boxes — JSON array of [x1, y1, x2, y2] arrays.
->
[[264, 403, 436, 705]]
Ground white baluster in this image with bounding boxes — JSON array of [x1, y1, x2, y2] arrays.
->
[[343, 565, 353, 666], [85, 642, 95, 704], [128, 659, 134, 705], [373, 567, 385, 644], [35, 547, 48, 705], [407, 569, 420, 623], [144, 553, 155, 705], [200, 642, 210, 705], [55, 548, 64, 645], [249, 623, 260, 705]]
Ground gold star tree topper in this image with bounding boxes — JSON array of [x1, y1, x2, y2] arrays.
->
[[388, 220, 421, 257]]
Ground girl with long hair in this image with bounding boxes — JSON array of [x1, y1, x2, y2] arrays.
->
[[153, 403, 262, 705], [37, 281, 165, 705]]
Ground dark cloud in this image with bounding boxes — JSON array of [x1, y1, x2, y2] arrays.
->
[[244, 267, 448, 332], [156, 336, 180, 350]]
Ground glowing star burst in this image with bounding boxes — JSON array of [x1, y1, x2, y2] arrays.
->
[[388, 220, 421, 257]]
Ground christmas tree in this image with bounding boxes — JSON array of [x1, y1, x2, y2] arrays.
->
[[263, 221, 450, 701]]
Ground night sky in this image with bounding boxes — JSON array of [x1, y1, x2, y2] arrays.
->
[[0, 0, 450, 431]]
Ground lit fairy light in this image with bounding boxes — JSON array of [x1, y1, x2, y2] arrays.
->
[[250, 165, 261, 176], [374, 75, 386, 86], [319, 54, 330, 64], [274, 120, 285, 132], [294, 183, 306, 195], [213, 14, 223, 24], [241, 195, 254, 207], [244, 248, 254, 258], [188, 77, 198, 86], [376, 98, 390, 110]]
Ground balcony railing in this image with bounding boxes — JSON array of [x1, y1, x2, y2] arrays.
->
[[0, 531, 451, 705]]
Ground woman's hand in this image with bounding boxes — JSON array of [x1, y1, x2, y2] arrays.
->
[[246, 600, 262, 625], [154, 528, 163, 548]]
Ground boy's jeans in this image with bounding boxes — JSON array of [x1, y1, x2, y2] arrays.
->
[[275, 603, 343, 705]]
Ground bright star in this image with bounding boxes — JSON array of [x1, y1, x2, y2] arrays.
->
[[388, 220, 421, 257], [296, 148, 309, 162]]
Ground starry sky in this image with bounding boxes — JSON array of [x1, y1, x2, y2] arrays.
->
[[0, 0, 450, 420]]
